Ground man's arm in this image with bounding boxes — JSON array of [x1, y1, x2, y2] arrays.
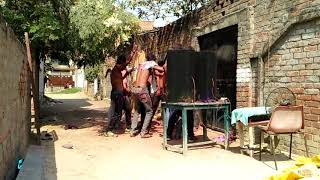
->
[[125, 43, 138, 65], [123, 79, 130, 93], [152, 65, 164, 72], [154, 69, 164, 76], [105, 68, 112, 77], [122, 67, 135, 78]]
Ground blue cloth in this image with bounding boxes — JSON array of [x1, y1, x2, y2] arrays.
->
[[231, 107, 270, 125]]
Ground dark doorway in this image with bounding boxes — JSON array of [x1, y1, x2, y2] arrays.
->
[[198, 25, 238, 131]]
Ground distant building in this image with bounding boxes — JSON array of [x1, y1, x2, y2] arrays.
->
[[46, 60, 84, 91]]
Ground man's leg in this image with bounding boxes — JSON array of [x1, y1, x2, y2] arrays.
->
[[105, 93, 124, 136], [107, 100, 115, 130], [130, 93, 140, 137], [123, 96, 132, 131], [139, 91, 153, 138], [138, 101, 146, 131], [187, 110, 195, 141], [167, 110, 181, 140], [148, 93, 160, 132], [113, 93, 125, 130]]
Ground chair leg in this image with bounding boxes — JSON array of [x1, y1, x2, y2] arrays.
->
[[303, 133, 309, 157], [270, 135, 278, 170], [289, 133, 293, 159], [259, 130, 262, 161]]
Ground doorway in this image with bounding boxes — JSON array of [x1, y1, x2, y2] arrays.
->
[[198, 25, 238, 131]]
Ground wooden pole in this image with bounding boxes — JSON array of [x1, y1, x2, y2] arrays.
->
[[24, 32, 41, 143]]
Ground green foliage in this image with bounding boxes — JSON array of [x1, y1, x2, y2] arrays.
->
[[1, 0, 138, 66], [69, 0, 140, 66], [0, 0, 73, 64], [85, 65, 101, 82], [54, 87, 81, 94], [126, 0, 211, 19], [44, 60, 54, 76]]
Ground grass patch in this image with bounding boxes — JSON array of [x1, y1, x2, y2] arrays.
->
[[54, 87, 81, 94]]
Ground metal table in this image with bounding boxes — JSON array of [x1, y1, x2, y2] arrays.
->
[[161, 101, 230, 155]]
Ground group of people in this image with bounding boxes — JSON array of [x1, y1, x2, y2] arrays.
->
[[106, 44, 198, 142], [106, 44, 167, 138]]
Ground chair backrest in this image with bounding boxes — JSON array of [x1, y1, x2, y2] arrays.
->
[[267, 106, 304, 133]]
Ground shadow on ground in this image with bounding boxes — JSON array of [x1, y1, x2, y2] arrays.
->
[[40, 98, 108, 134], [39, 94, 296, 174]]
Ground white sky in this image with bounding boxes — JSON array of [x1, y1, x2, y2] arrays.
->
[[153, 16, 178, 27], [125, 3, 178, 27]]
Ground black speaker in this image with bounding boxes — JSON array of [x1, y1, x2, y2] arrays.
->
[[166, 50, 217, 103]]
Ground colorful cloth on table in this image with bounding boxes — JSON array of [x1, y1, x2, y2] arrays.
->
[[231, 107, 270, 125]]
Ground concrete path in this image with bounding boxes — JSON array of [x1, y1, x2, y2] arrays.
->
[[38, 92, 280, 180], [16, 145, 44, 180]]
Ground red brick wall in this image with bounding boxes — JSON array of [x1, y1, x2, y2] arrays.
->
[[0, 16, 31, 179], [136, 0, 320, 155]]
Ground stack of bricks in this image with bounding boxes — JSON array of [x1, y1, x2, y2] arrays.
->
[[0, 16, 31, 179]]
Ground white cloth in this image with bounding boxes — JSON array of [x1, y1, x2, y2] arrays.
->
[[139, 61, 157, 70]]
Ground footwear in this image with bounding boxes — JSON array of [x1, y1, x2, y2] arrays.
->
[[188, 136, 196, 143], [104, 131, 115, 137], [130, 130, 139, 137], [125, 128, 131, 133], [140, 133, 152, 138]]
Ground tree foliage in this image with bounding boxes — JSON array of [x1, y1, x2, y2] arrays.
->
[[69, 0, 140, 66], [126, 0, 211, 19], [0, 0, 73, 63], [0, 0, 140, 66], [84, 65, 101, 82]]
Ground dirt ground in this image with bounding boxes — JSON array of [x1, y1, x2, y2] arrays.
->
[[40, 92, 279, 180]]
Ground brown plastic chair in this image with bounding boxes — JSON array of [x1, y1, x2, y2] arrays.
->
[[258, 106, 309, 170]]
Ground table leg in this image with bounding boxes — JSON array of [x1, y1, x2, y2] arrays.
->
[[162, 107, 167, 150], [260, 130, 264, 150], [182, 109, 188, 155], [248, 126, 254, 157], [237, 121, 244, 148], [224, 107, 229, 150], [203, 110, 207, 142]]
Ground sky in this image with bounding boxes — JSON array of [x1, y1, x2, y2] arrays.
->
[[154, 16, 178, 27], [153, 16, 178, 27], [124, 2, 178, 28]]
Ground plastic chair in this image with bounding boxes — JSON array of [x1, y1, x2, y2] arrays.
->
[[257, 106, 309, 170]]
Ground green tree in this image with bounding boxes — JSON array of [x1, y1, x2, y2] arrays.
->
[[84, 65, 101, 82], [126, 0, 211, 19], [1, 0, 139, 66], [69, 0, 140, 66], [0, 0, 74, 64]]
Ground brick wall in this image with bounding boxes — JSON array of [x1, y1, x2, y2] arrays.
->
[[136, 0, 320, 155], [0, 16, 31, 179], [263, 19, 320, 156]]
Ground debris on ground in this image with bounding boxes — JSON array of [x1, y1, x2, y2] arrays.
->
[[84, 117, 92, 121], [64, 124, 79, 130], [62, 144, 74, 149], [79, 123, 92, 128], [41, 95, 63, 107], [41, 132, 53, 141]]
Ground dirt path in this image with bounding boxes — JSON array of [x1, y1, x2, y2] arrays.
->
[[41, 92, 276, 180]]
